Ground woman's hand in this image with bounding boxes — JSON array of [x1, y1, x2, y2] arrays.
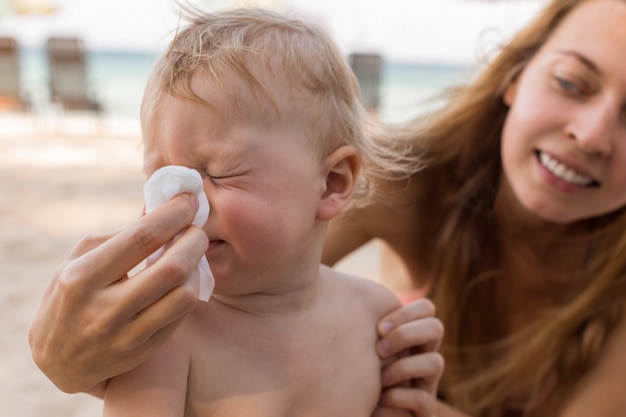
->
[[28, 194, 208, 396], [374, 298, 444, 417]]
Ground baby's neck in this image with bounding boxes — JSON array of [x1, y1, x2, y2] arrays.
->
[[210, 266, 324, 316]]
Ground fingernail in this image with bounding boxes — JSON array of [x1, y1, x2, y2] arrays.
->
[[187, 194, 199, 209], [379, 320, 394, 335]]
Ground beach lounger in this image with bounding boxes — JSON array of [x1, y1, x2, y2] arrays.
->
[[46, 36, 102, 113], [0, 36, 31, 111], [348, 52, 383, 113]]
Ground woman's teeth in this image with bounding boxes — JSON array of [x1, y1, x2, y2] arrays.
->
[[538, 152, 594, 186]]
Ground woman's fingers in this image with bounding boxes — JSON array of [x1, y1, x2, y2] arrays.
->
[[110, 225, 208, 318], [66, 232, 117, 260], [377, 300, 444, 360], [381, 350, 444, 389], [378, 351, 444, 417], [377, 316, 444, 359], [74, 193, 200, 289], [28, 193, 205, 393], [62, 225, 208, 375], [378, 298, 437, 336], [371, 405, 413, 417], [374, 298, 445, 417], [379, 386, 435, 417]]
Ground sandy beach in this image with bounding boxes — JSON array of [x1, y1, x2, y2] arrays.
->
[[0, 114, 145, 416], [0, 113, 391, 416]]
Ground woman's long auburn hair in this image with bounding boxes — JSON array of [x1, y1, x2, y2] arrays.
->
[[378, 0, 626, 415]]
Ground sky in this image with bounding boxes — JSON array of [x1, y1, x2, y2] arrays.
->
[[0, 0, 546, 64]]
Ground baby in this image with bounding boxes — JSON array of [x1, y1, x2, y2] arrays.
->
[[103, 5, 420, 417]]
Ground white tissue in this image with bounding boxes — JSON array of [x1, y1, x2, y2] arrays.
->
[[143, 165, 214, 302]]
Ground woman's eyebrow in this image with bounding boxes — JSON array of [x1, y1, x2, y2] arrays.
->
[[557, 49, 602, 76]]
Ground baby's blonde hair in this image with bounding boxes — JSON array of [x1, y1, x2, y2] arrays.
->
[[142, 4, 424, 205]]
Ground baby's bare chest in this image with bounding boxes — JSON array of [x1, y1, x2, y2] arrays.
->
[[184, 313, 382, 416]]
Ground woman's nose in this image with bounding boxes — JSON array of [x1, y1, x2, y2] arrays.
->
[[566, 98, 618, 158]]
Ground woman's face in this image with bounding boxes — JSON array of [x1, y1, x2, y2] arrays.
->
[[501, 0, 626, 224]]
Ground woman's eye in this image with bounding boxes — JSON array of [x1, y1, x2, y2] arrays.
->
[[555, 76, 585, 95]]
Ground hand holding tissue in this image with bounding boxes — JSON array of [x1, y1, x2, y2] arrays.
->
[[143, 166, 214, 301]]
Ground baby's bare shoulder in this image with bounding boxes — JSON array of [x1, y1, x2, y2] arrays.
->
[[322, 265, 401, 316]]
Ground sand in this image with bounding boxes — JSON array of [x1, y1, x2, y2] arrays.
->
[[0, 113, 393, 416], [0, 114, 146, 416]]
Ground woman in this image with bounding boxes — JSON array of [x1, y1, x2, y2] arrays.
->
[[325, 0, 626, 415]]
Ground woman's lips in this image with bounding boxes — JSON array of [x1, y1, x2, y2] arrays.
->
[[535, 150, 599, 189]]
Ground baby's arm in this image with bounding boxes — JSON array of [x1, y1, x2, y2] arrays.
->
[[103, 329, 190, 417]]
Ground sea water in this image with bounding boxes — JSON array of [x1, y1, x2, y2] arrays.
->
[[16, 48, 472, 126]]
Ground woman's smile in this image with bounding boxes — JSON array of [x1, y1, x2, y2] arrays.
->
[[535, 150, 597, 189]]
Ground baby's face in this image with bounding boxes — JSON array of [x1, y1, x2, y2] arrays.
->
[[141, 78, 327, 294]]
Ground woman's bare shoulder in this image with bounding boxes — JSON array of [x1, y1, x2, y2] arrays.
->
[[323, 195, 417, 266], [559, 308, 626, 416]]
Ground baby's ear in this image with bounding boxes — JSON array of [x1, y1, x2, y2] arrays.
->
[[317, 145, 360, 221]]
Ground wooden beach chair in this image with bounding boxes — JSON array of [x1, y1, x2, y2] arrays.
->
[[46, 36, 102, 113], [0, 36, 31, 111], [348, 52, 383, 113]]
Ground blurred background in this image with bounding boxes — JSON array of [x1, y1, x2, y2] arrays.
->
[[1, 0, 546, 128], [0, 1, 546, 416]]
